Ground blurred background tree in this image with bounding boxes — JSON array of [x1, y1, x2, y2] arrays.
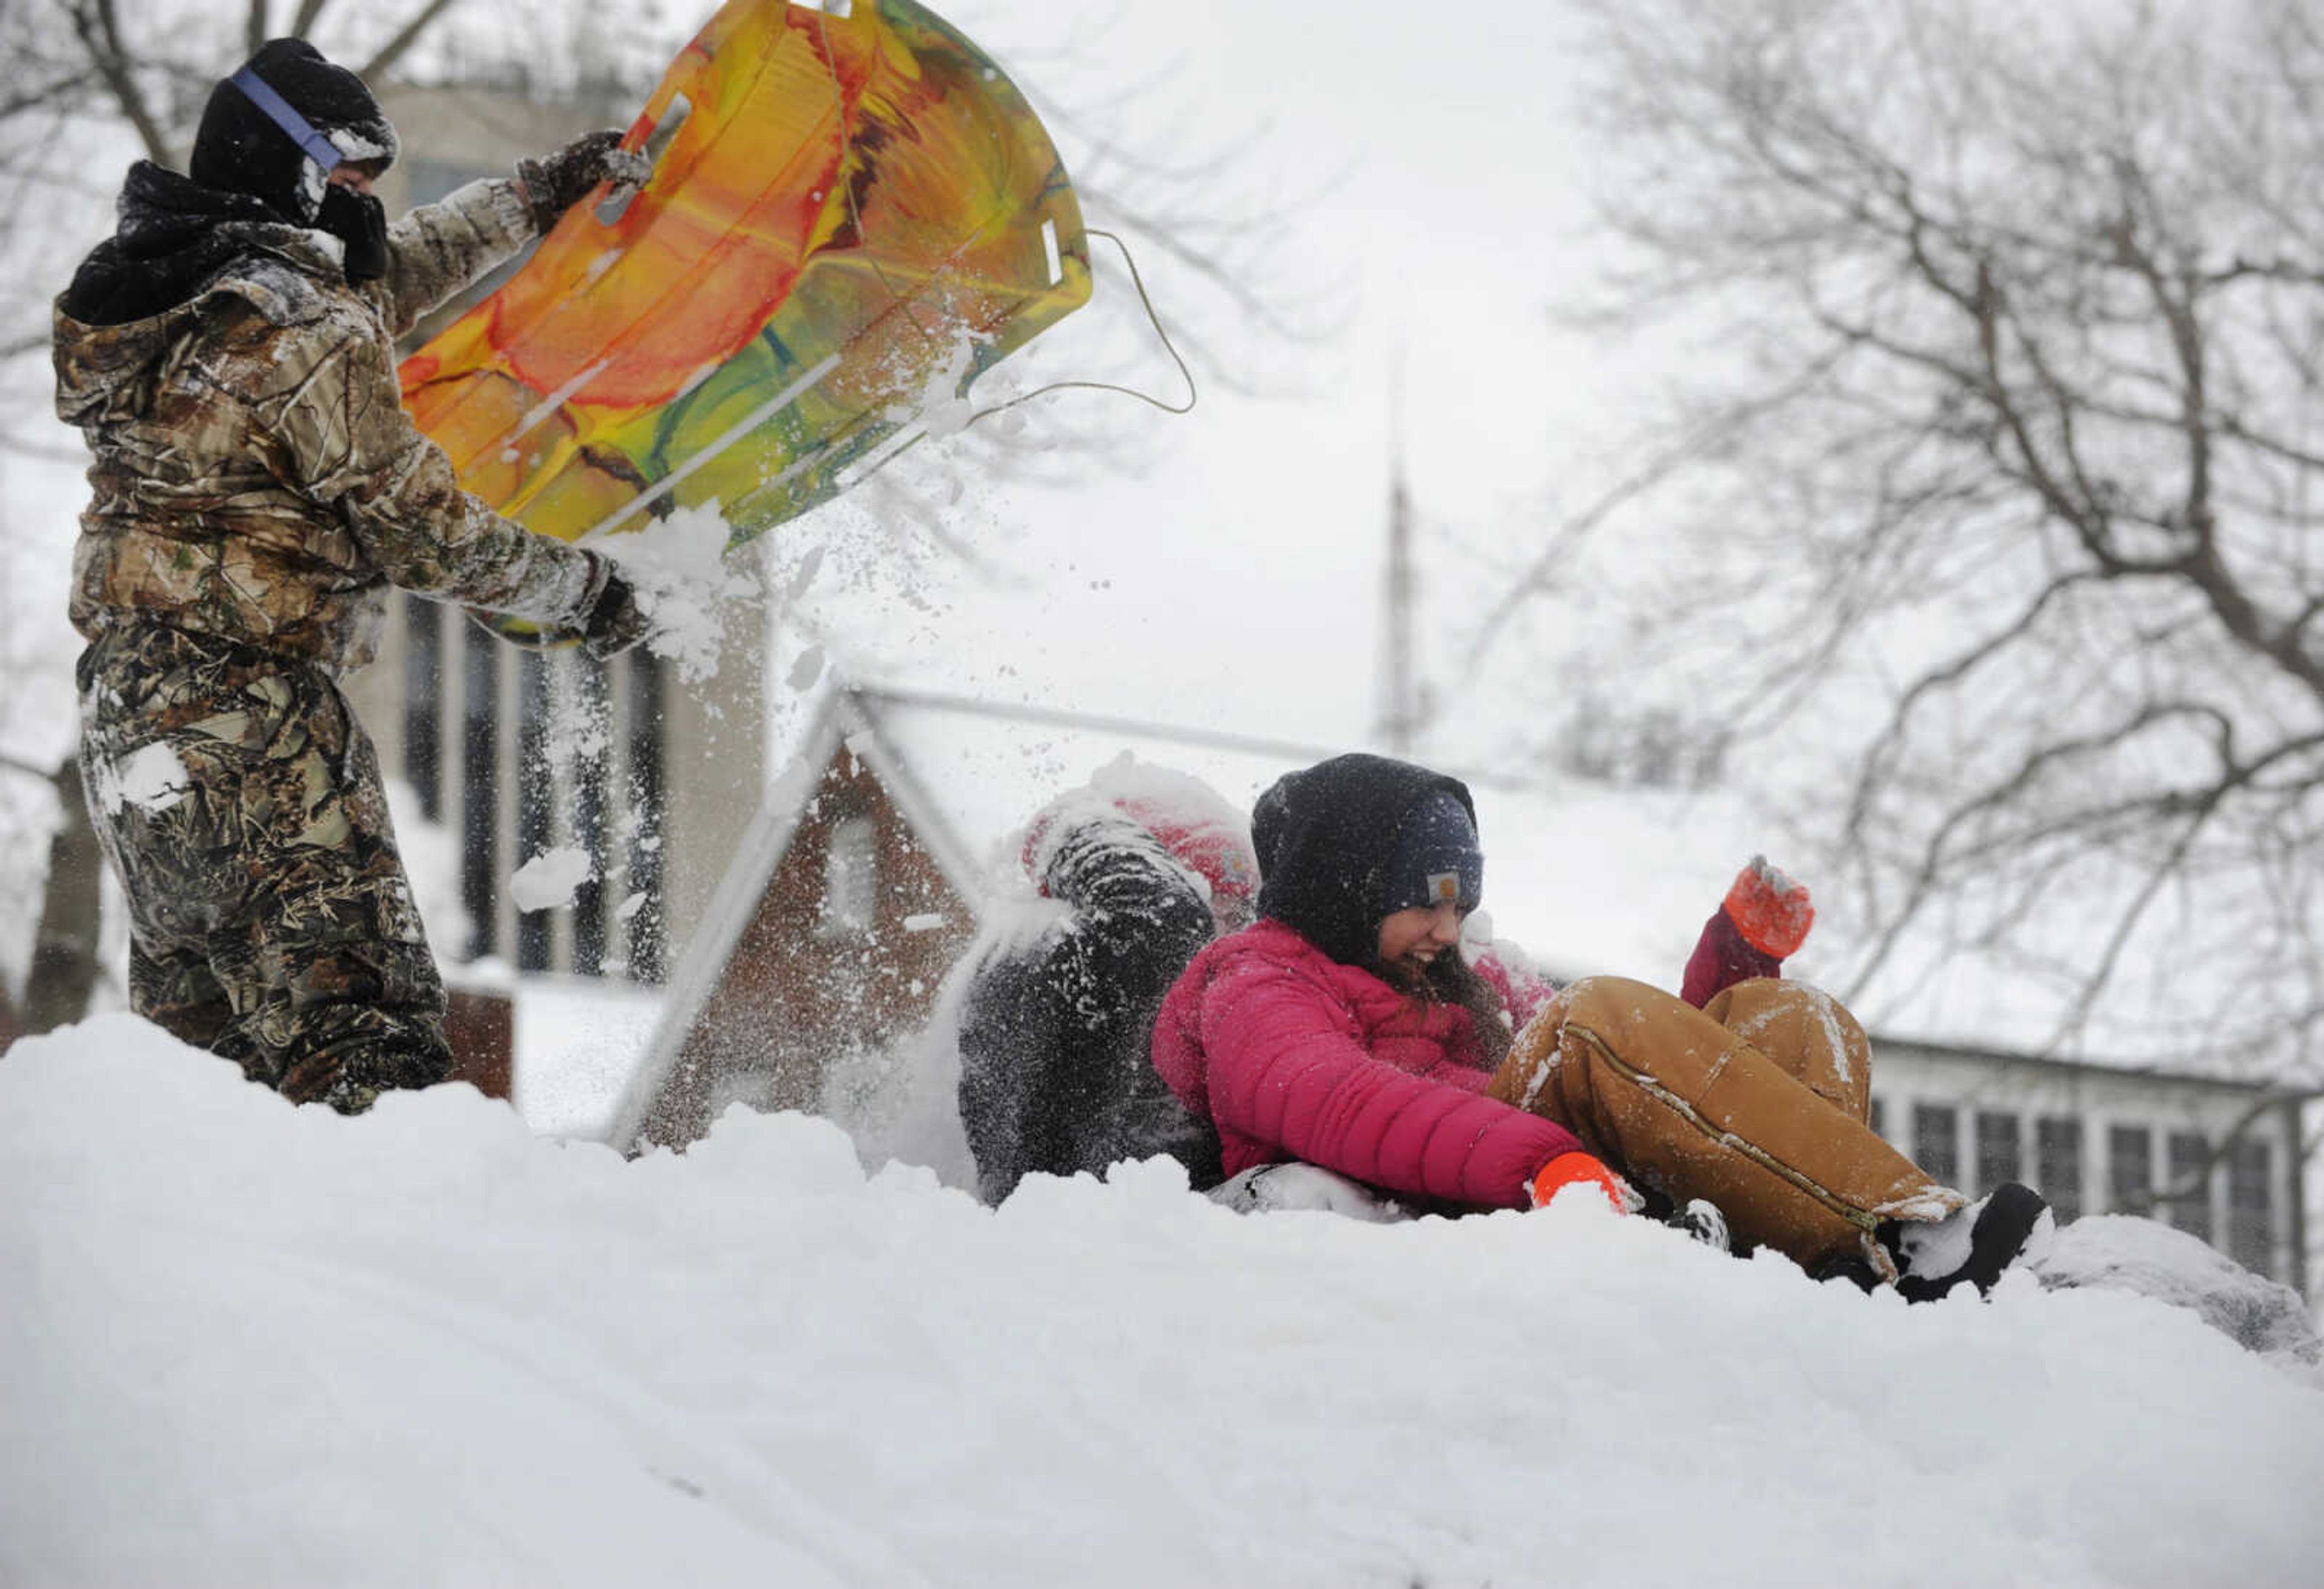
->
[[1474, 0, 2324, 1096]]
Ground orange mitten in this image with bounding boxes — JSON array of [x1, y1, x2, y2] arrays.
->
[[1723, 854, 1814, 958], [1528, 1152, 1628, 1214]]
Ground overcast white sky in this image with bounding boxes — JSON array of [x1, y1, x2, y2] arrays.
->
[[767, 0, 1627, 755]]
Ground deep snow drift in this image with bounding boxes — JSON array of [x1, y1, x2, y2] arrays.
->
[[5, 1018, 2323, 1588]]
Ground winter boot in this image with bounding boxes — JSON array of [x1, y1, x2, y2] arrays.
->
[[1885, 1182, 2053, 1303], [1632, 1182, 1741, 1254]]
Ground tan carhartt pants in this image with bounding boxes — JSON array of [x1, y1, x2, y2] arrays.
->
[[1487, 977, 1961, 1272]]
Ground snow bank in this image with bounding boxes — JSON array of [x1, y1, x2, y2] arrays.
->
[[5, 1017, 2322, 1588], [2039, 1214, 2322, 1371]]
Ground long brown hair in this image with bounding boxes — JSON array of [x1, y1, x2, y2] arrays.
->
[[1377, 946, 1514, 1067]]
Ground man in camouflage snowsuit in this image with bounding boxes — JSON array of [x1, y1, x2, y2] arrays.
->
[[53, 39, 653, 1112]]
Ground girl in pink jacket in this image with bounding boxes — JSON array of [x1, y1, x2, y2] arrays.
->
[[1150, 753, 2051, 1299]]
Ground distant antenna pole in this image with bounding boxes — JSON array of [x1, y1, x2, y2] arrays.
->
[[1378, 346, 1423, 755]]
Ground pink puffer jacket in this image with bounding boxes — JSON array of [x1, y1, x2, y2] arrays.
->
[[1150, 920, 1584, 1208]]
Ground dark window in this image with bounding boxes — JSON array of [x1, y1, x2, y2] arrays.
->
[[402, 597, 442, 822], [1913, 1104, 1959, 1186], [569, 654, 610, 978], [515, 651, 553, 973], [1974, 1110, 2021, 1195], [460, 635, 501, 961], [2108, 1124, 2153, 1214], [2228, 1138, 2274, 1278], [2037, 1118, 2083, 1223], [625, 650, 666, 984], [2166, 1132, 2213, 1244]]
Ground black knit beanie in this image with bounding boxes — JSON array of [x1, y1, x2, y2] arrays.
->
[[1252, 753, 1484, 967], [189, 38, 399, 224], [1380, 790, 1483, 916]]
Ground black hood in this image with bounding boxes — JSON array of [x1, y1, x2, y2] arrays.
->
[[58, 161, 302, 327], [1252, 753, 1482, 968], [190, 37, 399, 226]]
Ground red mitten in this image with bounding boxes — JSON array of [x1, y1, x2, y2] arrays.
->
[[1724, 854, 1813, 957], [1528, 1152, 1628, 1214], [1680, 856, 1813, 1006]]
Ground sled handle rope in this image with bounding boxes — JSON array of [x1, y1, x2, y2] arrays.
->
[[959, 228, 1199, 428]]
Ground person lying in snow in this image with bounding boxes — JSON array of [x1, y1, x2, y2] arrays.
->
[[956, 766, 1258, 1204], [1149, 752, 2053, 1301], [53, 39, 652, 1113]]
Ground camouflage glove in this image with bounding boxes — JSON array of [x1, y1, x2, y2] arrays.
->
[[579, 557, 651, 660], [516, 130, 651, 232]]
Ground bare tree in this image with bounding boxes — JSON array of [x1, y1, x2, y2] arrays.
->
[[1473, 0, 2324, 1088]]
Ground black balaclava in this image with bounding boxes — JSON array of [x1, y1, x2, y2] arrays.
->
[[189, 38, 398, 278], [1252, 753, 1484, 968]]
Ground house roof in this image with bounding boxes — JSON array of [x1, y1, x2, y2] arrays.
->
[[601, 687, 991, 1150]]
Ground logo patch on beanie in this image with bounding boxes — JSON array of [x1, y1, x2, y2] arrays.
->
[[1428, 872, 1460, 903]]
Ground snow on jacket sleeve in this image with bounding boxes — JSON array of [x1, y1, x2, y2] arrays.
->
[[1678, 909, 1784, 1008], [270, 320, 602, 624], [370, 177, 537, 339], [1196, 952, 1583, 1210], [957, 935, 1075, 1203], [957, 813, 1223, 1202]]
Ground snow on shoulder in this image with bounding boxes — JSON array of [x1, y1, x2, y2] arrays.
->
[[5, 1017, 2322, 1588]]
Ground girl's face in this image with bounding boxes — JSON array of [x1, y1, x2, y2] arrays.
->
[[1376, 899, 1465, 975]]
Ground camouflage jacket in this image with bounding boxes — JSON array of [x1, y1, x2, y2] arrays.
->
[[54, 164, 605, 671]]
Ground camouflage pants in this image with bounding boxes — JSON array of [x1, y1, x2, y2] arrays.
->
[[76, 624, 451, 1113]]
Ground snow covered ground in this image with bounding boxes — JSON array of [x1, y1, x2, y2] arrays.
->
[[6, 1018, 2323, 1588]]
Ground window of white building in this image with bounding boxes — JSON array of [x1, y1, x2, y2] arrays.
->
[[2228, 1138, 2275, 1278], [2166, 1131, 2213, 1243], [1913, 1104, 1959, 1187], [1974, 1110, 2021, 1196], [2037, 1117, 2083, 1223]]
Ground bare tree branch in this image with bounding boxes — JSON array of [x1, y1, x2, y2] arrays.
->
[[1510, 0, 2324, 1084], [67, 0, 172, 165], [359, 0, 463, 84]]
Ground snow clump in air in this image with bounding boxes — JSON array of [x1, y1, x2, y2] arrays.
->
[[595, 502, 760, 684], [508, 845, 596, 913]]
